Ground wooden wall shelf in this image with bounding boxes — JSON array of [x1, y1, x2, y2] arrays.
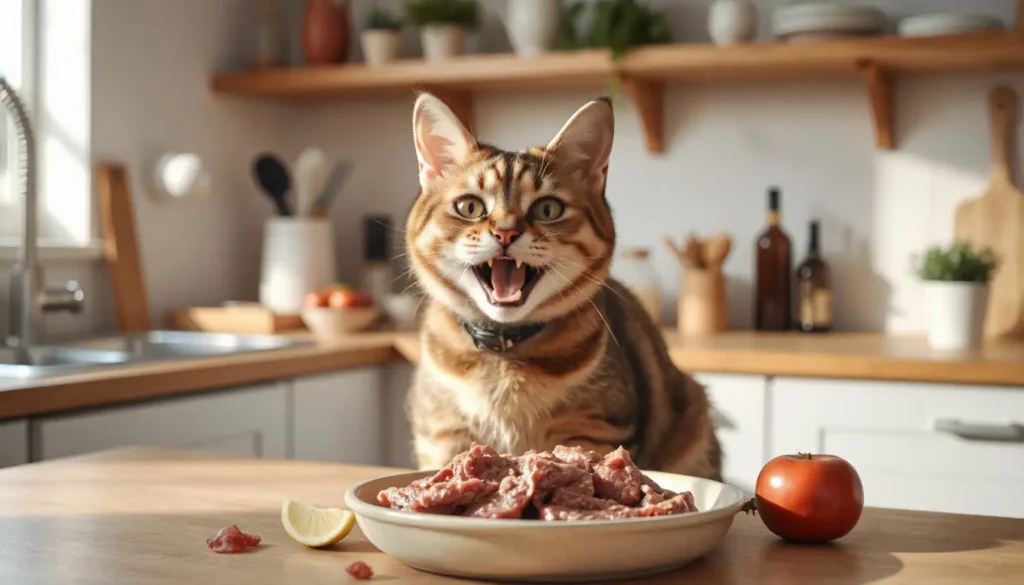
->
[[212, 33, 1024, 154]]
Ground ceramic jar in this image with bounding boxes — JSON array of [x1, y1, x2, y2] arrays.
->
[[505, 0, 561, 57], [361, 29, 401, 66], [708, 0, 758, 46], [303, 0, 350, 65], [421, 25, 465, 61], [923, 281, 990, 350]]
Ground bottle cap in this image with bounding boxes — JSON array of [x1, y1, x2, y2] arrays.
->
[[768, 187, 781, 211]]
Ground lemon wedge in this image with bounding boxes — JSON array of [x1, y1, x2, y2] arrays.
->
[[281, 499, 356, 547]]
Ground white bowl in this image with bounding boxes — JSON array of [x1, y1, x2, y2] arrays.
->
[[382, 294, 421, 330], [344, 470, 746, 582], [301, 306, 380, 337], [772, 3, 885, 39], [898, 13, 1003, 38]]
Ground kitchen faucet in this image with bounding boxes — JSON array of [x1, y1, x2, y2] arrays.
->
[[0, 76, 84, 349]]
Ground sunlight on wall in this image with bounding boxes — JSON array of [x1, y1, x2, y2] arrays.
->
[[873, 150, 988, 334], [39, 0, 91, 246]]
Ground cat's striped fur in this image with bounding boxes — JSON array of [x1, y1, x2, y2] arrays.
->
[[404, 93, 722, 479]]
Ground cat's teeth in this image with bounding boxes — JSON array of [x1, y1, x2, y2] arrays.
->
[[516, 259, 523, 269], [489, 288, 520, 301], [487, 259, 493, 267]]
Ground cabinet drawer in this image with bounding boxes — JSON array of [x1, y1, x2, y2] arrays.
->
[[694, 373, 768, 495], [0, 419, 28, 468], [771, 377, 1024, 518], [33, 383, 289, 460]]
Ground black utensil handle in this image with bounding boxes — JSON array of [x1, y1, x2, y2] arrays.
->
[[274, 197, 292, 217]]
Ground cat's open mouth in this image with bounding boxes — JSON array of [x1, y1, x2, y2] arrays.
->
[[472, 258, 543, 306]]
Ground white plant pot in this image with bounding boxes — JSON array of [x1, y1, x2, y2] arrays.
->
[[708, 0, 758, 45], [923, 281, 989, 351], [420, 25, 465, 62], [505, 0, 561, 57], [361, 29, 401, 66]]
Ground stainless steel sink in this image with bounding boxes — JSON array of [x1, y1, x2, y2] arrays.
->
[[0, 331, 313, 379], [111, 331, 312, 360], [0, 346, 132, 379]]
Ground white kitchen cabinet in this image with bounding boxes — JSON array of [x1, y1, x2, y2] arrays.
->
[[33, 383, 289, 461], [0, 419, 28, 468], [694, 373, 768, 494], [771, 377, 1024, 518], [292, 367, 385, 466]]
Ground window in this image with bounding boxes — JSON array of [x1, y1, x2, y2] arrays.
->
[[0, 0, 26, 234], [0, 0, 94, 251]]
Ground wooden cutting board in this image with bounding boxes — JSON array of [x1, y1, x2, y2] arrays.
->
[[954, 87, 1024, 339], [97, 163, 151, 332]]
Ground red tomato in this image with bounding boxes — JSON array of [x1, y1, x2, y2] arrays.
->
[[303, 291, 328, 308], [328, 288, 371, 308], [754, 453, 863, 543]]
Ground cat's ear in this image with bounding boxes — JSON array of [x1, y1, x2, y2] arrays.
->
[[546, 97, 614, 188], [412, 93, 477, 189]]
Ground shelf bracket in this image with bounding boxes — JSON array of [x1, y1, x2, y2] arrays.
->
[[622, 79, 665, 154], [857, 61, 894, 150], [425, 89, 475, 134]]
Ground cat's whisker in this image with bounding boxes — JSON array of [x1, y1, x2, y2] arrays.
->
[[546, 264, 619, 347]]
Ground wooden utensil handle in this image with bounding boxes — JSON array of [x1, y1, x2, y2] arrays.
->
[[989, 87, 1018, 181]]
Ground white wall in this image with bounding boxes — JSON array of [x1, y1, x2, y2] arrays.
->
[[278, 0, 1021, 333], [2, 0, 1018, 342]]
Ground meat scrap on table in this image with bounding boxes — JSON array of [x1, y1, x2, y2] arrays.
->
[[377, 443, 697, 520], [206, 524, 262, 553], [346, 560, 374, 579]]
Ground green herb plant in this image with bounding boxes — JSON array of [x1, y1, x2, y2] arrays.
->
[[366, 7, 403, 31], [914, 241, 998, 283], [555, 0, 671, 96], [404, 0, 480, 30]]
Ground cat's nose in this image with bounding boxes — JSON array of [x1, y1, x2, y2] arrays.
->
[[491, 228, 521, 247]]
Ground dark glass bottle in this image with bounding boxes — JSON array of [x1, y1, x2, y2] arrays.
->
[[755, 187, 792, 331], [796, 220, 832, 332]]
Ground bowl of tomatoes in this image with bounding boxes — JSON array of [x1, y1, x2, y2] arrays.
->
[[301, 284, 380, 337]]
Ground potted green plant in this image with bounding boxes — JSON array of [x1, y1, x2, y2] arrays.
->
[[914, 241, 998, 350], [555, 0, 671, 92], [362, 6, 404, 66], [405, 0, 480, 62]]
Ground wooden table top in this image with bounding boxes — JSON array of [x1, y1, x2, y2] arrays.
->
[[0, 447, 1021, 584]]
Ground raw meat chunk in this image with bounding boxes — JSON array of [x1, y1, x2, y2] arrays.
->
[[592, 447, 643, 505], [345, 560, 374, 579], [206, 524, 261, 553]]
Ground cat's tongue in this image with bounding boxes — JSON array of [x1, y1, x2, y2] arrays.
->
[[490, 258, 527, 303]]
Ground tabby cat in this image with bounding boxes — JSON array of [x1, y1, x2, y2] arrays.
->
[[404, 93, 722, 480]]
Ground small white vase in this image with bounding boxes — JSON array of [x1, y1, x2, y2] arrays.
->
[[505, 0, 561, 58], [361, 29, 401, 66], [708, 0, 758, 46], [923, 281, 989, 351], [420, 25, 464, 62]]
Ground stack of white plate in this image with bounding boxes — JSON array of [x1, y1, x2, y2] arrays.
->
[[898, 13, 1003, 38], [772, 3, 886, 42]]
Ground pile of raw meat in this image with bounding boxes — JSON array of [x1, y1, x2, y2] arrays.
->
[[377, 444, 697, 521]]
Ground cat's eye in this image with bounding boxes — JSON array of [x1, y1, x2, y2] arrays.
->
[[453, 196, 486, 220], [530, 197, 565, 222]]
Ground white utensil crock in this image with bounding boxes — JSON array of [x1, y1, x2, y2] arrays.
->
[[259, 217, 336, 314], [361, 29, 401, 66], [923, 281, 989, 350], [505, 0, 561, 57], [421, 25, 464, 61], [708, 0, 758, 45]]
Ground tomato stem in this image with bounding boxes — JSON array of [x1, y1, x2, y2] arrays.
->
[[797, 452, 812, 460], [741, 498, 757, 515]]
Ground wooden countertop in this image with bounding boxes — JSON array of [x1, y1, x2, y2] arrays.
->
[[1, 446, 1021, 584], [0, 329, 1020, 421]]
